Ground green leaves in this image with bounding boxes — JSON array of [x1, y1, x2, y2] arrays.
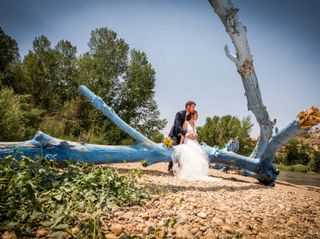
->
[[0, 157, 150, 238], [0, 26, 166, 144], [197, 115, 255, 156], [78, 28, 166, 145], [0, 27, 20, 72]]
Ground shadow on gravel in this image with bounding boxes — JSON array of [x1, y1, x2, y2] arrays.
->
[[100, 166, 267, 192], [146, 183, 265, 193], [102, 166, 173, 177], [107, 166, 255, 183]]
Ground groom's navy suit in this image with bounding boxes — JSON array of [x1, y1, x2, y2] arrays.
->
[[169, 110, 187, 146]]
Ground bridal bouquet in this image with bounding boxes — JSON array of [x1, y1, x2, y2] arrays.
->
[[163, 136, 173, 148]]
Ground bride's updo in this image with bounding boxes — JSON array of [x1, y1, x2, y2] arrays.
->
[[186, 111, 198, 121]]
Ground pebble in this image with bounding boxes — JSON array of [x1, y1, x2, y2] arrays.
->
[[175, 225, 195, 239], [120, 212, 133, 221], [140, 212, 149, 219], [257, 232, 269, 238], [199, 226, 206, 231], [222, 226, 233, 233], [36, 228, 48, 237], [177, 213, 188, 224], [1, 232, 17, 239], [110, 224, 123, 236], [212, 217, 223, 225], [99, 162, 320, 239], [149, 210, 158, 218], [104, 234, 117, 239], [204, 228, 215, 238], [143, 227, 150, 235], [197, 212, 207, 219], [287, 219, 296, 226]]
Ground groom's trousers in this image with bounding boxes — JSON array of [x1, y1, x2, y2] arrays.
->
[[168, 136, 180, 172]]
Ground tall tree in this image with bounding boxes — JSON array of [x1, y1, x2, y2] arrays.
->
[[283, 139, 312, 165], [119, 49, 167, 141], [55, 40, 79, 101], [22, 36, 59, 111], [311, 151, 320, 173], [0, 27, 22, 92], [0, 27, 19, 72], [77, 28, 166, 144], [76, 28, 129, 143], [22, 36, 78, 112], [79, 27, 128, 104]]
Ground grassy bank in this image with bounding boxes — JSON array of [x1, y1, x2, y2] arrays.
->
[[274, 163, 310, 173], [0, 156, 150, 238]]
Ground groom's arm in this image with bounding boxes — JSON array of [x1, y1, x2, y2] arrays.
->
[[174, 112, 187, 136]]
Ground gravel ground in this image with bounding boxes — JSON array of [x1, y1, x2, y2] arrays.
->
[[100, 162, 320, 239]]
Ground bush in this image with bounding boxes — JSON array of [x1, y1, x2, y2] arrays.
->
[[38, 119, 66, 138], [0, 156, 150, 238], [0, 88, 26, 140], [308, 151, 320, 173], [274, 163, 309, 173], [291, 164, 309, 173], [0, 87, 42, 141]]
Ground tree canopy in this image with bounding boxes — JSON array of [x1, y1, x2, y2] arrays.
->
[[197, 115, 255, 156], [0, 26, 166, 144]]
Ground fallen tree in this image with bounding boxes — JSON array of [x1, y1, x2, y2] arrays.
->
[[0, 0, 319, 186]]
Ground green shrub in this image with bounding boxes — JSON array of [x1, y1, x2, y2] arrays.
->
[[0, 156, 150, 238], [308, 151, 320, 173], [274, 163, 309, 173], [39, 119, 66, 138], [0, 88, 42, 141], [291, 164, 309, 173], [0, 88, 24, 140], [274, 163, 290, 171]]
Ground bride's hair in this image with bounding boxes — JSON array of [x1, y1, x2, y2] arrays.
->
[[186, 111, 198, 121]]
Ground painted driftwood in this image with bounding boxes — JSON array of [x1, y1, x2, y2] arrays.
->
[[0, 85, 318, 186], [0, 0, 319, 186]]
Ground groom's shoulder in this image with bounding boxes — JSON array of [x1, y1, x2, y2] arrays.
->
[[177, 110, 186, 116]]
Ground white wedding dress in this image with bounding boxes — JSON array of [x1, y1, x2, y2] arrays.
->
[[171, 121, 222, 182]]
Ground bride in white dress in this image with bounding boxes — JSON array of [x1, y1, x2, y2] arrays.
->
[[172, 111, 222, 182]]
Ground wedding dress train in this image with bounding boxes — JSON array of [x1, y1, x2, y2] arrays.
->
[[171, 121, 222, 182]]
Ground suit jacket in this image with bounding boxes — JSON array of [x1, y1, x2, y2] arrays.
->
[[169, 110, 187, 139]]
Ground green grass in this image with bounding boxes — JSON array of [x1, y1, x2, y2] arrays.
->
[[274, 163, 309, 173], [0, 156, 150, 238]]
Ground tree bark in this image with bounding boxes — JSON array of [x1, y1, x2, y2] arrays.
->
[[208, 0, 275, 158]]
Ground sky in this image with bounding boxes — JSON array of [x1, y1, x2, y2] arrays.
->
[[0, 0, 319, 136]]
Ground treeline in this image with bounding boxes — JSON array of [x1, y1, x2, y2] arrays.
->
[[275, 135, 320, 173], [197, 115, 255, 156], [197, 115, 320, 173], [0, 27, 166, 144]]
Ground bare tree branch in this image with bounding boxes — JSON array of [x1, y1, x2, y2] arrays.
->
[[209, 0, 275, 158]]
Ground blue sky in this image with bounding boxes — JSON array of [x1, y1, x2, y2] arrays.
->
[[1, 0, 319, 136]]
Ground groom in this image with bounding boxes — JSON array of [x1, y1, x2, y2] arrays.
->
[[168, 100, 197, 173]]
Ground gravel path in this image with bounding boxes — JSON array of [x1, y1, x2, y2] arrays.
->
[[100, 162, 320, 239]]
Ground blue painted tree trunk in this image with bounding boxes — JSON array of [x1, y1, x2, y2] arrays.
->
[[0, 85, 318, 186]]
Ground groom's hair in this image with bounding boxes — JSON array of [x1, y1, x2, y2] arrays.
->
[[185, 100, 196, 109]]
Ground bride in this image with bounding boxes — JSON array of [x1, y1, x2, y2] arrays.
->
[[172, 111, 222, 182]]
